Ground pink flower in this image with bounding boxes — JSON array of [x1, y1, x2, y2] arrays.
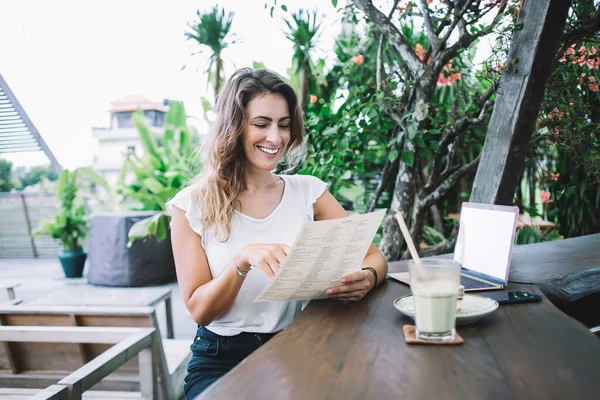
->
[[539, 190, 553, 204], [437, 74, 448, 86], [590, 76, 597, 83], [579, 46, 587, 55], [567, 47, 576, 55], [579, 58, 587, 67], [587, 59, 595, 69], [352, 54, 364, 65], [591, 47, 597, 55], [558, 55, 567, 63], [550, 173, 560, 181], [590, 83, 599, 92], [309, 95, 318, 104]]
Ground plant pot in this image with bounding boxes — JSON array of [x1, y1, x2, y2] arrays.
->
[[58, 249, 87, 278]]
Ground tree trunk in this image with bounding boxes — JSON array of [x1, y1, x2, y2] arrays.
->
[[215, 55, 223, 97], [528, 163, 536, 213], [379, 158, 414, 261], [300, 64, 310, 112], [430, 205, 444, 234]]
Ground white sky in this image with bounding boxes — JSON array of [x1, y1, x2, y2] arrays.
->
[[0, 0, 339, 169]]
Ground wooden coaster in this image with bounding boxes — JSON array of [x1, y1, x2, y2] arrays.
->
[[403, 325, 464, 345]]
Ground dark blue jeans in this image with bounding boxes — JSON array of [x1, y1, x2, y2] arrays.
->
[[184, 326, 278, 400]]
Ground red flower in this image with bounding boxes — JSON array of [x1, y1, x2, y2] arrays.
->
[[539, 190, 553, 204], [309, 95, 318, 104], [352, 54, 364, 65], [448, 72, 462, 83], [550, 173, 560, 181]]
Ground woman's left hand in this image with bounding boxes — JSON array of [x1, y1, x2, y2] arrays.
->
[[326, 269, 375, 302]]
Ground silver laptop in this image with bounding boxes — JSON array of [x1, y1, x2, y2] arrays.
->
[[388, 202, 519, 292]]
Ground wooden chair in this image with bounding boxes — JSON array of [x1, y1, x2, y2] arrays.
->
[[0, 326, 156, 400], [0, 305, 190, 400]]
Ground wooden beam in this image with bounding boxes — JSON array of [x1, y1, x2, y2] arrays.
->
[[30, 385, 69, 400], [0, 315, 19, 374], [58, 329, 155, 397], [470, 0, 572, 205], [71, 314, 92, 364], [0, 304, 156, 316], [0, 326, 150, 344]]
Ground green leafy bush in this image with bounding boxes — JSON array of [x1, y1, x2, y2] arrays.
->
[[117, 101, 197, 245]]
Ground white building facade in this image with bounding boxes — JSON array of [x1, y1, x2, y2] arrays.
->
[[92, 95, 167, 186]]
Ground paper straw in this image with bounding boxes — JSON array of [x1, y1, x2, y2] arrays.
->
[[394, 212, 422, 264]]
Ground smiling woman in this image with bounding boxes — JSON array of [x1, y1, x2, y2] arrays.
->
[[165, 67, 387, 399]]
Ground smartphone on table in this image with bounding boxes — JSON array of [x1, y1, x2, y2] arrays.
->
[[481, 291, 542, 305]]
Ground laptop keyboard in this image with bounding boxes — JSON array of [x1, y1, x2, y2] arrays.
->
[[461, 274, 496, 289]]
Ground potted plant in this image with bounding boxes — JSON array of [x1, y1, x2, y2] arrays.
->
[[33, 168, 112, 278]]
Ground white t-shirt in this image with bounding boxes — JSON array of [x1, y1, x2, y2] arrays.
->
[[166, 174, 327, 336]]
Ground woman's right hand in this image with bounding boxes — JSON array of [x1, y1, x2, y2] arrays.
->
[[235, 244, 291, 279]]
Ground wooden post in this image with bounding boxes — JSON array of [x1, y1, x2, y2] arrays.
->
[[470, 0, 572, 205], [20, 193, 38, 258]]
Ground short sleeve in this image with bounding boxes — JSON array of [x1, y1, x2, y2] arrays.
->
[[301, 175, 328, 208], [166, 186, 205, 243]]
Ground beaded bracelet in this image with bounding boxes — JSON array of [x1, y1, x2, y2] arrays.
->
[[362, 266, 378, 287], [234, 255, 251, 277]]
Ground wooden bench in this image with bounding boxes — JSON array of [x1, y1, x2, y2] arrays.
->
[[0, 326, 156, 400], [0, 305, 190, 400]]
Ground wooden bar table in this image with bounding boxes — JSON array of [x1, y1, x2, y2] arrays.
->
[[200, 235, 600, 399]]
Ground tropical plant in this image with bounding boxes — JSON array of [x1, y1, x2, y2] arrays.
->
[[118, 101, 197, 245], [32, 168, 111, 250], [185, 6, 235, 97], [515, 226, 563, 245], [284, 9, 323, 110]]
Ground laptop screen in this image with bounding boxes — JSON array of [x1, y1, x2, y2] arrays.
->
[[453, 203, 519, 282]]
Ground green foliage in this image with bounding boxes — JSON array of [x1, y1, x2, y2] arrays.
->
[[284, 9, 321, 74], [422, 226, 446, 246], [118, 101, 197, 246], [185, 6, 235, 94], [522, 1, 600, 237], [298, 23, 400, 204], [514, 226, 563, 245], [0, 158, 15, 192], [32, 168, 110, 251], [16, 165, 59, 189]]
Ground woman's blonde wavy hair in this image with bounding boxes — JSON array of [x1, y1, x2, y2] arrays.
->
[[192, 68, 306, 242]]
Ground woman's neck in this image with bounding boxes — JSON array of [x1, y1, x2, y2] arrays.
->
[[243, 167, 277, 193]]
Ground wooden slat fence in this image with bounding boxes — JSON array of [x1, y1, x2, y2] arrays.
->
[[0, 192, 61, 258]]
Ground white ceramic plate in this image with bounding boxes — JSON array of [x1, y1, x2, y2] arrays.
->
[[393, 294, 499, 324]]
